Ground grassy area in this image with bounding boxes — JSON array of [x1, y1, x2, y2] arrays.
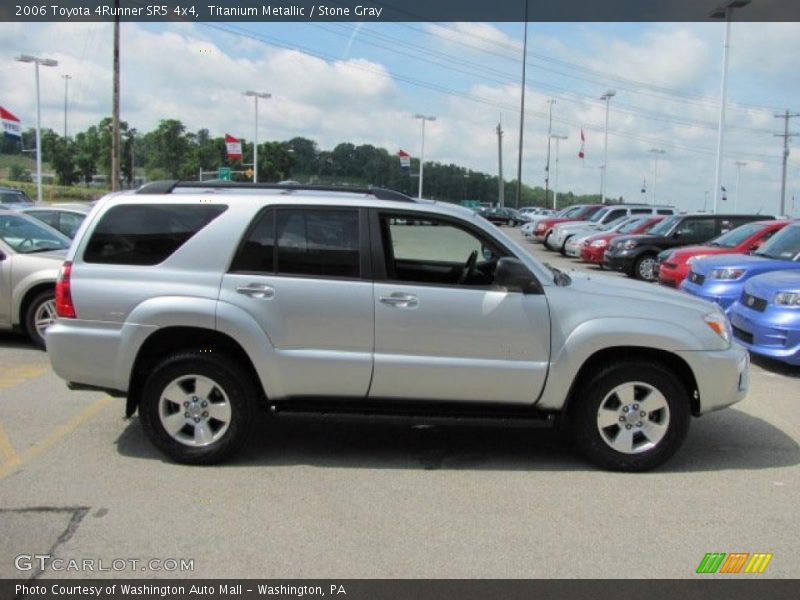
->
[[0, 179, 109, 203]]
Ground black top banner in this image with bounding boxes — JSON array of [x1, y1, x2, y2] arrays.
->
[[2, 0, 800, 22]]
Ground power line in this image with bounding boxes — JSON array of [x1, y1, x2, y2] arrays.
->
[[774, 109, 800, 215]]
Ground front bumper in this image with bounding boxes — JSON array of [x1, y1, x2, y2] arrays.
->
[[730, 303, 800, 365], [658, 262, 690, 288], [680, 278, 741, 315], [581, 246, 605, 264], [602, 249, 636, 272], [676, 343, 749, 415]]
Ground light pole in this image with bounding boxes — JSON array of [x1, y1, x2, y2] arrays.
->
[[16, 54, 58, 204], [734, 160, 747, 214], [600, 89, 616, 204], [550, 134, 568, 211], [710, 0, 752, 214], [61, 74, 71, 139], [649, 148, 666, 206], [414, 114, 436, 199], [544, 98, 556, 204], [243, 91, 271, 183]]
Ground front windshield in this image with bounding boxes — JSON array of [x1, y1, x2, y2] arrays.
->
[[619, 217, 648, 233], [588, 207, 609, 223], [754, 224, 800, 260], [559, 205, 584, 218], [0, 213, 70, 253], [599, 216, 630, 231], [648, 215, 680, 236], [0, 191, 29, 205], [707, 222, 763, 248]]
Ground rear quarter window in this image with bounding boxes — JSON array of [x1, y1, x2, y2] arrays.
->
[[83, 204, 227, 265]]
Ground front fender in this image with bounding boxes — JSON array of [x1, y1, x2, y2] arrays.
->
[[535, 317, 707, 410]]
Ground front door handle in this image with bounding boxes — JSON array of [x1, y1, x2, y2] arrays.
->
[[379, 293, 418, 308], [236, 284, 275, 299]]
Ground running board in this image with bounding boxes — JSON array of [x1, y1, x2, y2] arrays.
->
[[269, 399, 555, 428]]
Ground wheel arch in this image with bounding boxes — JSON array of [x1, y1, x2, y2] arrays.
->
[[18, 282, 54, 330], [127, 326, 266, 418], [561, 346, 700, 417]]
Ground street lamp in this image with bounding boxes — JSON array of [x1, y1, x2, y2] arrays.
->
[[16, 54, 58, 204], [414, 114, 436, 199], [734, 160, 747, 214], [649, 148, 666, 206], [709, 0, 752, 214], [243, 91, 271, 183], [550, 134, 568, 211], [600, 89, 616, 204], [61, 74, 71, 139]]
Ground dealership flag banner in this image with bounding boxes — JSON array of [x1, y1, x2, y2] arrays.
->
[[398, 149, 411, 172], [225, 134, 242, 160], [1, 106, 22, 139]]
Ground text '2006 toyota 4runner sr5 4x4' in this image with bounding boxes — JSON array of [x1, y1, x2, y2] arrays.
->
[[47, 182, 749, 471]]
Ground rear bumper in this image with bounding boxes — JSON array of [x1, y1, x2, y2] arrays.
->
[[46, 319, 156, 392], [580, 246, 605, 264], [658, 263, 689, 288]]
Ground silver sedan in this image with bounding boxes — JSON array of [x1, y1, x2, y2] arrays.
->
[[0, 211, 70, 348]]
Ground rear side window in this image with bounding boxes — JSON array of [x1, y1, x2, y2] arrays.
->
[[231, 208, 360, 278], [84, 204, 227, 265]]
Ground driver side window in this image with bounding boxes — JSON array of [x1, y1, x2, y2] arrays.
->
[[380, 214, 504, 287]]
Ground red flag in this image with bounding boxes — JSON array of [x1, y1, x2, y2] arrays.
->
[[225, 133, 242, 160], [578, 129, 585, 159]]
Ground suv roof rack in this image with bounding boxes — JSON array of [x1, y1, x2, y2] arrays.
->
[[135, 180, 417, 203]]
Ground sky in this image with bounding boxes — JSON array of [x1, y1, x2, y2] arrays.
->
[[2, 19, 800, 215]]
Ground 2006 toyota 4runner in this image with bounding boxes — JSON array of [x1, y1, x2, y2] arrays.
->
[[47, 182, 750, 471]]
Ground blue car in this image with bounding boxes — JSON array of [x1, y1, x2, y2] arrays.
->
[[680, 221, 800, 314], [730, 270, 800, 365]]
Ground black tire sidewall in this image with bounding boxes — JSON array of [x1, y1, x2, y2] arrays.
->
[[24, 289, 54, 350], [570, 362, 690, 472], [139, 352, 256, 465]]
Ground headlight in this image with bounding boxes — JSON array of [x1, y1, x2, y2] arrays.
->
[[710, 268, 745, 280], [621, 240, 638, 250], [590, 239, 608, 248], [774, 291, 800, 306], [704, 312, 731, 344], [686, 254, 709, 265]]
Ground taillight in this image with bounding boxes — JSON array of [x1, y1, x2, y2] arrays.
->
[[55, 261, 76, 318]]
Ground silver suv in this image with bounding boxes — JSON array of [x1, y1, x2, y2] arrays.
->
[[47, 183, 749, 471]]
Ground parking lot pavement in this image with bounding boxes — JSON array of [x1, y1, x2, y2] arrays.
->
[[0, 226, 798, 579]]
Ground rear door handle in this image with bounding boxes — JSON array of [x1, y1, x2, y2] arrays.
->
[[236, 284, 275, 299], [379, 293, 418, 308]]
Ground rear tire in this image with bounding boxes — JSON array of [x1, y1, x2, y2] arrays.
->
[[544, 231, 554, 250], [559, 235, 573, 256], [24, 289, 56, 350], [139, 351, 257, 465], [569, 360, 690, 471]]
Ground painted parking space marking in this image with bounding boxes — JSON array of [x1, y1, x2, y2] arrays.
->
[[0, 395, 114, 481], [0, 365, 49, 390]]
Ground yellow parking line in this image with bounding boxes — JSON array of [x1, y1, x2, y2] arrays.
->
[[0, 421, 20, 467], [0, 395, 114, 482], [0, 365, 49, 390]]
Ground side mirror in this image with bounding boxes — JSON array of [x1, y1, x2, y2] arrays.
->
[[672, 231, 682, 238], [494, 257, 539, 293]]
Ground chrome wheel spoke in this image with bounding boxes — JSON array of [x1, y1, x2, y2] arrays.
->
[[162, 381, 191, 407], [596, 381, 671, 455], [615, 384, 635, 406], [597, 408, 621, 429], [639, 388, 668, 415], [207, 402, 231, 423], [193, 377, 215, 401], [611, 427, 635, 453], [163, 412, 187, 436], [194, 421, 213, 445]]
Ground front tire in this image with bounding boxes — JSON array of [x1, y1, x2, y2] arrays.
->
[[569, 361, 690, 471], [633, 254, 657, 281], [139, 351, 258, 464], [25, 289, 56, 350]]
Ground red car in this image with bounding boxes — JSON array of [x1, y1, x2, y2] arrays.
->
[[657, 219, 789, 288], [580, 216, 664, 265], [531, 204, 604, 244]]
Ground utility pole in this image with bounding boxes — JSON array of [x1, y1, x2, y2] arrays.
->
[[497, 120, 504, 207], [243, 91, 271, 183], [544, 98, 556, 206], [734, 160, 747, 215], [774, 109, 800, 216], [61, 74, 71, 138], [515, 1, 529, 210], [111, 3, 121, 192], [550, 134, 568, 211], [414, 114, 436, 199]]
